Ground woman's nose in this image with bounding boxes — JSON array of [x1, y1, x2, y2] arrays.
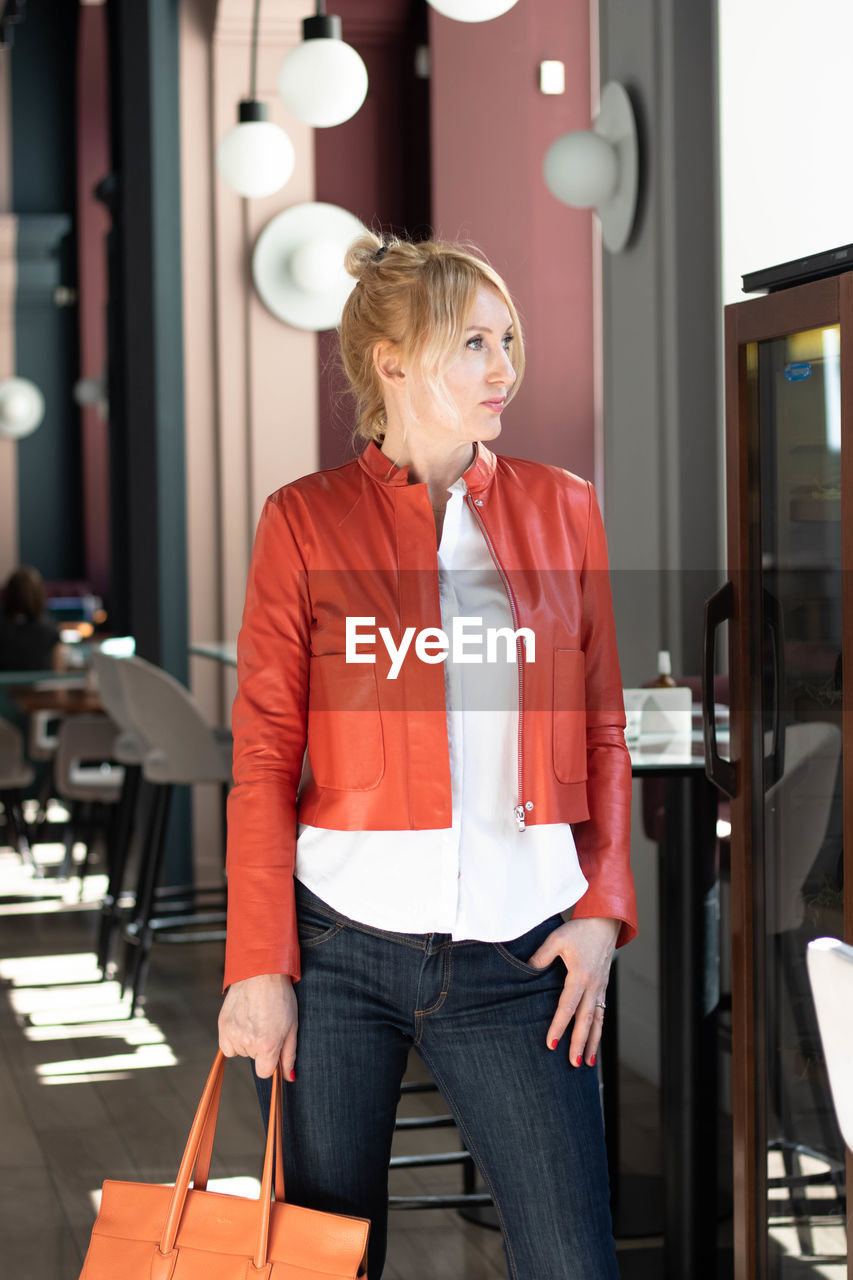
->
[[490, 347, 516, 385]]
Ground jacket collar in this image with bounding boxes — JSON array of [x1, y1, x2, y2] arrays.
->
[[358, 439, 497, 496]]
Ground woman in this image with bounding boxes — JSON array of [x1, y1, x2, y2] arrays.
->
[[219, 235, 636, 1279], [0, 566, 64, 672]]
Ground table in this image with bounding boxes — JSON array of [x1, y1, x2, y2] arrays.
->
[[8, 685, 103, 716], [189, 641, 237, 667], [605, 720, 727, 1279], [0, 669, 90, 688]]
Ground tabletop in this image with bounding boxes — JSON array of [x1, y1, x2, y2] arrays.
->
[[190, 641, 237, 667], [8, 684, 103, 715], [628, 703, 730, 773]]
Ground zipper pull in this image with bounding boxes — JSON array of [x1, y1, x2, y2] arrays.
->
[[514, 804, 526, 832]]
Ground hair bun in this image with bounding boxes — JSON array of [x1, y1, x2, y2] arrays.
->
[[344, 233, 386, 281]]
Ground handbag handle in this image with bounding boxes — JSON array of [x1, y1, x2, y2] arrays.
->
[[158, 1051, 285, 1269]]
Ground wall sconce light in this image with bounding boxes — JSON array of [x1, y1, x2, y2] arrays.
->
[[427, 0, 519, 20], [543, 81, 638, 253], [0, 376, 45, 440], [216, 0, 295, 198], [252, 201, 365, 331], [278, 2, 367, 128]]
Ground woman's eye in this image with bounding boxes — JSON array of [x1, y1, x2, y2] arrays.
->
[[502, 334, 514, 349], [466, 336, 484, 350]]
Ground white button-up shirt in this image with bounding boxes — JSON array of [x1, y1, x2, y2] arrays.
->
[[295, 476, 588, 941]]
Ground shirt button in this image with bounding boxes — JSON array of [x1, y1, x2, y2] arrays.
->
[[525, 801, 534, 811], [474, 498, 483, 506]]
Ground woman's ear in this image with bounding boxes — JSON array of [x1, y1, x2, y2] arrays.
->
[[373, 341, 406, 389]]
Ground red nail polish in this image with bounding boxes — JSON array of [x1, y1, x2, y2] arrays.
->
[[590, 1054, 597, 1067], [550, 1039, 559, 1050], [575, 1055, 582, 1067], [289, 1068, 296, 1082]]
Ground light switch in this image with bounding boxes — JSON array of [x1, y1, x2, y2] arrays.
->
[[539, 60, 565, 95]]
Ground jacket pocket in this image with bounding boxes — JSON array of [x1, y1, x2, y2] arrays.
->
[[553, 648, 587, 784], [307, 653, 385, 790]]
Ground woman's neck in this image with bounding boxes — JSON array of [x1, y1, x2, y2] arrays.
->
[[379, 428, 475, 505]]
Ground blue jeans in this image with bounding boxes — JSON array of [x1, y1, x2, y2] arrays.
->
[[253, 880, 619, 1280]]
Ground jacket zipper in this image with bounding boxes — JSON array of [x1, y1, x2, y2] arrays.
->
[[465, 494, 528, 831]]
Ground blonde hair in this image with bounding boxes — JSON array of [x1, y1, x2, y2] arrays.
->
[[339, 233, 525, 445]]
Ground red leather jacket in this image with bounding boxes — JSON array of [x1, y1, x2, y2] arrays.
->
[[224, 441, 636, 987]]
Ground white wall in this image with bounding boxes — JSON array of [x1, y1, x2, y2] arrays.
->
[[719, 0, 853, 305]]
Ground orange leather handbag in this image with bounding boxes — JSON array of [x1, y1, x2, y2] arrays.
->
[[79, 1051, 370, 1278]]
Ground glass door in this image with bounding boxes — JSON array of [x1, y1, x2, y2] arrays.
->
[[750, 323, 846, 1276]]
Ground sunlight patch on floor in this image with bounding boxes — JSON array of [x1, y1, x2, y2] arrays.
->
[[37, 1042, 177, 1084], [0, 949, 179, 1084]]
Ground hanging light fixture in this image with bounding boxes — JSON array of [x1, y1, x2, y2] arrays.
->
[[277, 2, 368, 129], [426, 0, 519, 21], [216, 0, 295, 199], [0, 377, 45, 440]]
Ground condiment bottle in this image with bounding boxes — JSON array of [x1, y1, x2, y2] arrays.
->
[[652, 650, 677, 688]]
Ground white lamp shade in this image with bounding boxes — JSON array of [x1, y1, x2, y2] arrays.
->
[[543, 131, 618, 209], [216, 120, 295, 198], [427, 0, 519, 20], [252, 202, 364, 331], [0, 377, 45, 440], [278, 39, 368, 128], [543, 83, 638, 252], [289, 238, 347, 295], [73, 376, 106, 408]]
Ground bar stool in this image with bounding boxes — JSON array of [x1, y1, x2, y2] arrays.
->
[[389, 1079, 491, 1213], [28, 709, 61, 831], [0, 716, 37, 873], [89, 650, 149, 972], [114, 655, 232, 1016], [54, 714, 125, 886]]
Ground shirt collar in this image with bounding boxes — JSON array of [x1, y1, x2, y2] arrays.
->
[[358, 439, 497, 495]]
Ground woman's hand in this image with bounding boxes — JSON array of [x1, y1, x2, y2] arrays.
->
[[527, 917, 620, 1067], [218, 973, 298, 1080]]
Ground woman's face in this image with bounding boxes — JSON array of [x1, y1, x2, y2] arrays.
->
[[406, 285, 517, 446]]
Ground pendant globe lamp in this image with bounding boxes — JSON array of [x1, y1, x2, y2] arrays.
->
[[277, 1, 367, 129], [426, 0, 519, 21], [216, 0, 295, 198], [0, 377, 45, 440]]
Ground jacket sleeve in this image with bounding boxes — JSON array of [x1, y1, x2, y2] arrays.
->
[[223, 494, 310, 988], [570, 482, 638, 947]]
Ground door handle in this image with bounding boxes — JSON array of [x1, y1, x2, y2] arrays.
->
[[703, 581, 737, 798], [762, 588, 785, 789]]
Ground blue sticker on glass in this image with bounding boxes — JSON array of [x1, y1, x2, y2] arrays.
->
[[784, 362, 812, 382]]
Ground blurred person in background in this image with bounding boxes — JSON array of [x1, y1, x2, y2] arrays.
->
[[0, 566, 66, 671]]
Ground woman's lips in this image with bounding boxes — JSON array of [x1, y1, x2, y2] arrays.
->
[[481, 399, 506, 411]]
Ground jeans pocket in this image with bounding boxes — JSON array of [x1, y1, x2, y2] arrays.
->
[[491, 914, 565, 976], [295, 884, 346, 949], [296, 917, 344, 949]]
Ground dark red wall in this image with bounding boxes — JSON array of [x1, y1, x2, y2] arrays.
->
[[430, 0, 595, 480], [316, 0, 595, 481]]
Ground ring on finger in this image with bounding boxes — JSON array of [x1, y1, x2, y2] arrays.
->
[[596, 1001, 606, 1010]]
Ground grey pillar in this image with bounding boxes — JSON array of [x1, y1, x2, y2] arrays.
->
[[599, 0, 722, 684], [108, 0, 191, 882]]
